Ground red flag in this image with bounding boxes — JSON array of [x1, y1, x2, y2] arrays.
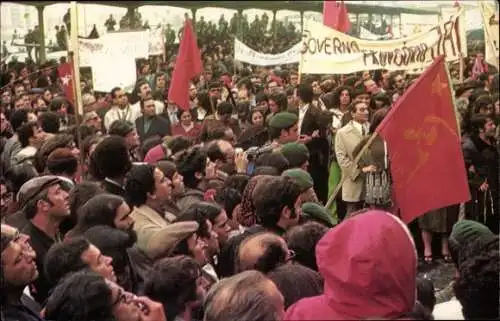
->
[[57, 62, 75, 106], [336, 1, 351, 33], [168, 19, 202, 111], [323, 1, 351, 33], [376, 56, 470, 223], [323, 1, 340, 29]]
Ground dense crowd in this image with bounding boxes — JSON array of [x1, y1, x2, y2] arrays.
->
[[1, 12, 499, 321]]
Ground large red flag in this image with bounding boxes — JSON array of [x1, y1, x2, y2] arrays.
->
[[57, 62, 75, 106], [168, 19, 202, 111], [376, 56, 470, 223], [323, 1, 351, 33]]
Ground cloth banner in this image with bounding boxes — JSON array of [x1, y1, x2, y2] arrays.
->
[[234, 38, 302, 66], [300, 10, 467, 74], [359, 27, 392, 40], [479, 2, 499, 68], [78, 30, 150, 67]]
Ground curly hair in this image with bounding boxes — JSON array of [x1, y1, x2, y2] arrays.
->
[[34, 133, 75, 173], [284, 221, 328, 271], [454, 235, 499, 320], [44, 270, 115, 321], [175, 147, 207, 189], [253, 176, 302, 229], [143, 255, 201, 321], [124, 164, 156, 207], [89, 135, 132, 180]]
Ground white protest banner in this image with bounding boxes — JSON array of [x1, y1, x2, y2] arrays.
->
[[300, 11, 467, 74], [479, 2, 499, 68], [92, 55, 137, 93], [234, 38, 302, 66], [79, 30, 149, 66], [149, 27, 165, 56], [359, 27, 393, 40]]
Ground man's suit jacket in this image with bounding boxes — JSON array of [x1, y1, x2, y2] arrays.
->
[[135, 115, 171, 142], [300, 105, 331, 203], [335, 121, 365, 202]]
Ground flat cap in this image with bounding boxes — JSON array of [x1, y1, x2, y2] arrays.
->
[[17, 175, 63, 208]]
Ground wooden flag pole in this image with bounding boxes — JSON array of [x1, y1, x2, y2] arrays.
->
[[68, 1, 85, 171], [325, 131, 379, 209]]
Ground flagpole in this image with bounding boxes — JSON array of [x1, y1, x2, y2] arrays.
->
[[68, 1, 85, 171], [325, 131, 379, 209], [444, 59, 462, 138]]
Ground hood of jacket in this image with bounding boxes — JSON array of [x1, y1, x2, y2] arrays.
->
[[285, 210, 417, 320]]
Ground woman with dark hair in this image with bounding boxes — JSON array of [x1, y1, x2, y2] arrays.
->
[[352, 108, 392, 211], [84, 225, 140, 293], [171, 108, 201, 141], [48, 96, 75, 130], [66, 193, 134, 240], [195, 91, 215, 122], [266, 92, 287, 124], [143, 256, 205, 321], [44, 270, 166, 321], [249, 109, 265, 127]]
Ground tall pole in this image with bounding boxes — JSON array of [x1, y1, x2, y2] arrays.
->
[[69, 1, 85, 172]]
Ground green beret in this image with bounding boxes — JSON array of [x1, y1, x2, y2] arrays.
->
[[301, 202, 336, 227], [282, 168, 313, 192], [269, 112, 298, 129], [280, 143, 310, 168]]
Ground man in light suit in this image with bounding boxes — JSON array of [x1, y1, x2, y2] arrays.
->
[[335, 101, 372, 216]]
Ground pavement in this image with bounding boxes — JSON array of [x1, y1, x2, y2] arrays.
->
[[417, 259, 457, 304]]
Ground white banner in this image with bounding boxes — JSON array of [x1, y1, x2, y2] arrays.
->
[[359, 27, 392, 40], [300, 11, 467, 74], [234, 38, 302, 66], [79, 30, 150, 67], [148, 27, 165, 56], [92, 56, 137, 93], [479, 2, 499, 68]]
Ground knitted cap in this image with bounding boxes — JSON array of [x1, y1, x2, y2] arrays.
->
[[450, 220, 493, 250]]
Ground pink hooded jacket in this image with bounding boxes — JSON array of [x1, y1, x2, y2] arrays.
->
[[284, 210, 417, 320]]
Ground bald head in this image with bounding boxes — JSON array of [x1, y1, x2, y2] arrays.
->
[[204, 270, 285, 321], [238, 232, 289, 273]]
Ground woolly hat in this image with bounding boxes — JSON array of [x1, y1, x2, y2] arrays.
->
[[449, 220, 493, 252]]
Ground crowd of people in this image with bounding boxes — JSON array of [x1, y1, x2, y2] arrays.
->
[[0, 11, 499, 321]]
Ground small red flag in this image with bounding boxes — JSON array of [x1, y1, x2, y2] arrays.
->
[[57, 62, 75, 106], [376, 56, 470, 223], [168, 19, 203, 111], [323, 1, 351, 33]]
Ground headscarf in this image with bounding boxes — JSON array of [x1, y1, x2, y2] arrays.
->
[[233, 175, 273, 227]]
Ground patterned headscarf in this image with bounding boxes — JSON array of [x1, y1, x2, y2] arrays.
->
[[233, 175, 274, 227]]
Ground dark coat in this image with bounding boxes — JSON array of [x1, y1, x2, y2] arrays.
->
[[300, 106, 330, 204], [135, 115, 171, 142]]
